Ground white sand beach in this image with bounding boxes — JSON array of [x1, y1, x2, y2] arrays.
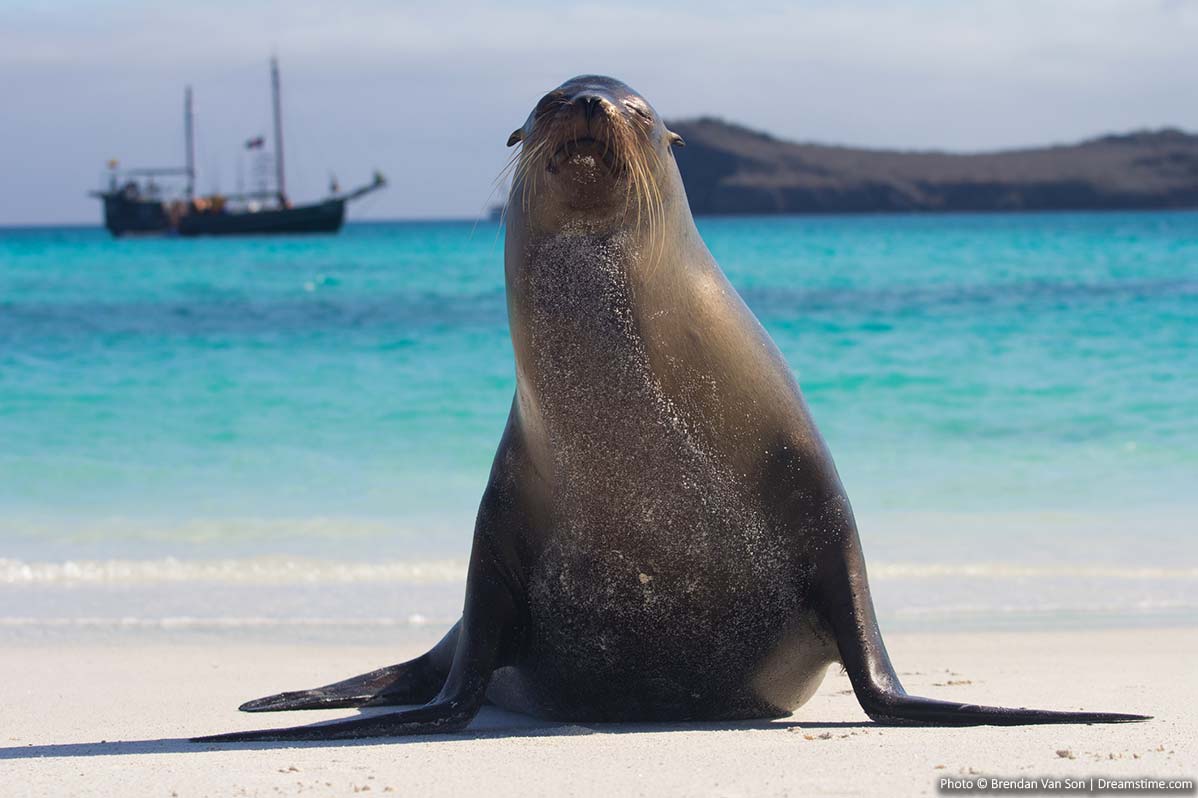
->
[[3, 627, 1193, 797]]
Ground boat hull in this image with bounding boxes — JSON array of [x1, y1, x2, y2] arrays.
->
[[97, 194, 346, 237], [99, 195, 171, 237], [177, 200, 345, 236]]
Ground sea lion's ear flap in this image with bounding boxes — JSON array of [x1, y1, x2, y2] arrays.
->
[[668, 131, 686, 148], [507, 129, 524, 147]]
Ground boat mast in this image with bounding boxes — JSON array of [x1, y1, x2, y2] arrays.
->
[[184, 85, 195, 200], [270, 56, 287, 206]]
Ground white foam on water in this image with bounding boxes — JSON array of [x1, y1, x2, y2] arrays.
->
[[0, 557, 468, 585], [0, 614, 447, 629], [0, 515, 470, 546], [872, 563, 1198, 580], [893, 598, 1197, 619], [2, 556, 1193, 587]]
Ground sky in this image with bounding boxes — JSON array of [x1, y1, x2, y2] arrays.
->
[[2, 0, 1196, 225]]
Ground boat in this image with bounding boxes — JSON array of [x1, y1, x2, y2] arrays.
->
[[91, 58, 385, 237]]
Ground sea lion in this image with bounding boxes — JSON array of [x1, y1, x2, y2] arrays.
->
[[198, 76, 1147, 742]]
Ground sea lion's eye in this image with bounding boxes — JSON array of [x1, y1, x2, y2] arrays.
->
[[626, 102, 652, 123], [535, 91, 567, 118]]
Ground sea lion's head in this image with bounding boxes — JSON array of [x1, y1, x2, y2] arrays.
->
[[504, 75, 685, 232]]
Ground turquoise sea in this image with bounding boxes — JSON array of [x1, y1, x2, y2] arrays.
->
[[1, 213, 1195, 638]]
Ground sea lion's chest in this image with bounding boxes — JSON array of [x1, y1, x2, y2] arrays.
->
[[520, 231, 649, 402], [518, 232, 708, 509], [515, 232, 799, 632]]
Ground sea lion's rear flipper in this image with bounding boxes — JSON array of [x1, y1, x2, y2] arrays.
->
[[195, 694, 482, 742], [196, 468, 528, 742], [822, 536, 1150, 726], [238, 621, 462, 712], [195, 558, 516, 741]]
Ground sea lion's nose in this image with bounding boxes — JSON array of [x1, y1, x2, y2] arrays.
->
[[573, 93, 604, 121]]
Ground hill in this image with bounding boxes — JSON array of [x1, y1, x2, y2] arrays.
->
[[669, 119, 1198, 214]]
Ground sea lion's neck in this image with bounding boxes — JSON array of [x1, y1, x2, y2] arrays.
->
[[506, 188, 698, 294], [503, 169, 713, 404], [512, 227, 645, 327]]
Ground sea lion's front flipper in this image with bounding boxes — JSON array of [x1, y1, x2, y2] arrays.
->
[[239, 621, 461, 712], [821, 529, 1151, 726]]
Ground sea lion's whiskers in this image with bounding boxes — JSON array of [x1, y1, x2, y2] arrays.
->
[[625, 125, 652, 236], [616, 124, 638, 227], [647, 146, 665, 240], [632, 156, 647, 233], [492, 143, 539, 232], [639, 163, 655, 243], [491, 148, 529, 229], [628, 125, 666, 270], [519, 144, 540, 211], [637, 132, 660, 228], [515, 137, 552, 211], [513, 145, 532, 212], [617, 122, 651, 244], [630, 157, 646, 229]]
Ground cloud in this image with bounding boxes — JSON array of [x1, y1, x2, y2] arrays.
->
[[2, 0, 1195, 223]]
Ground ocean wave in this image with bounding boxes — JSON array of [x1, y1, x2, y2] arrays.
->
[[742, 276, 1198, 319], [871, 563, 1198, 580], [1, 603, 1189, 635], [1, 556, 1193, 586], [893, 598, 1197, 618], [0, 557, 467, 585], [0, 614, 450, 629], [0, 516, 468, 545]]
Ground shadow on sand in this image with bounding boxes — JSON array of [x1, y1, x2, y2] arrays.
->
[[0, 706, 876, 759]]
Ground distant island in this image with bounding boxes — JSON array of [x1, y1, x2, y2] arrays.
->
[[669, 118, 1198, 214]]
